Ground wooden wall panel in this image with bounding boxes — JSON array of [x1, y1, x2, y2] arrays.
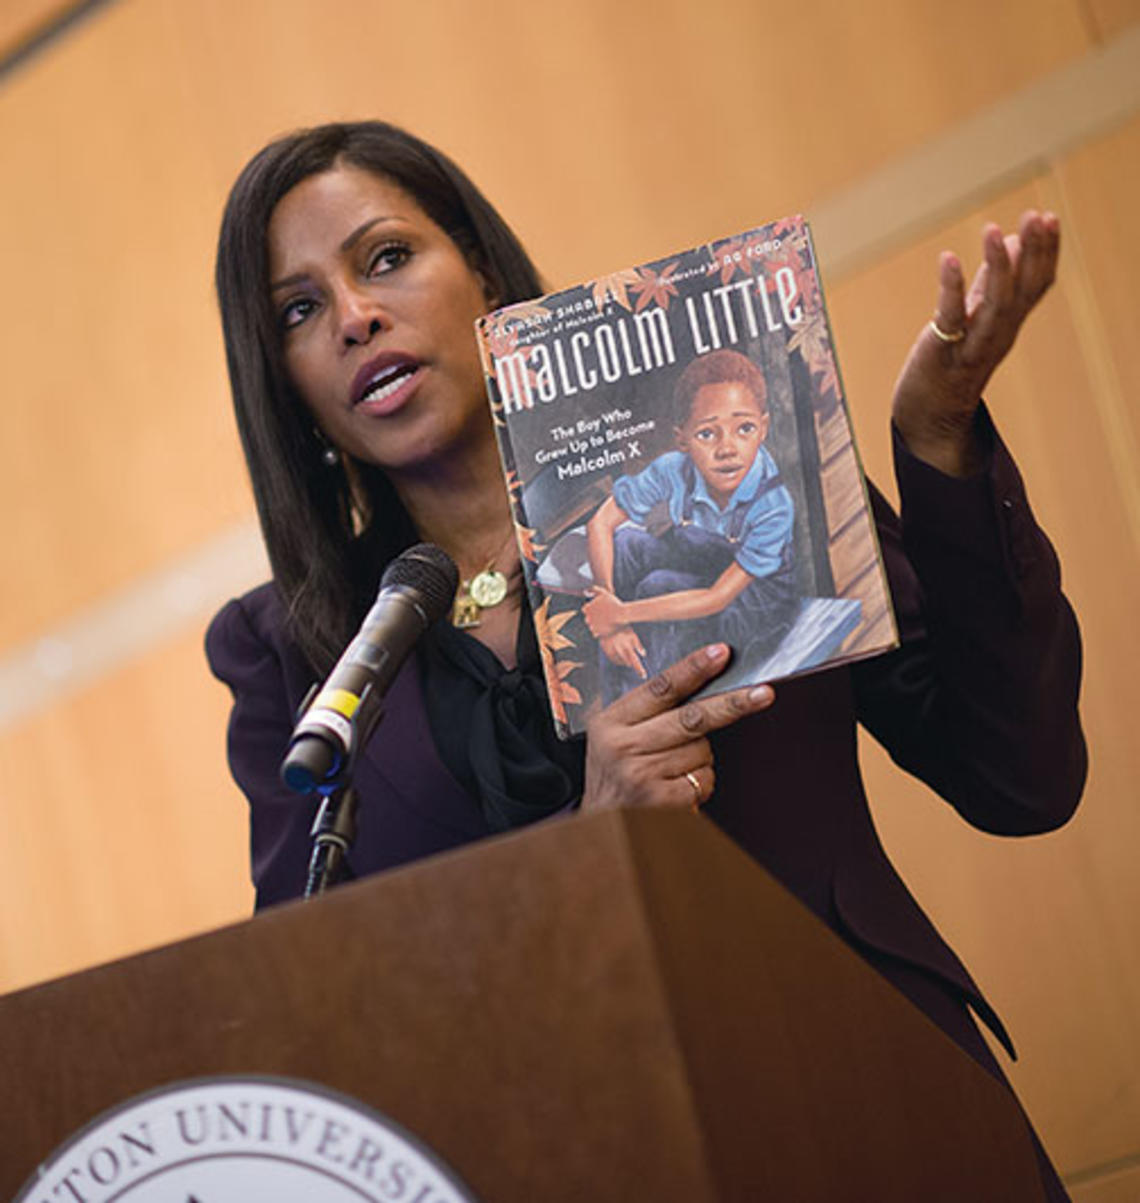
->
[[828, 167, 1140, 1179], [0, 628, 252, 991], [1082, 0, 1140, 39], [1071, 1165, 1140, 1203], [161, 0, 1092, 288], [0, 0, 1093, 652], [0, 0, 250, 651], [1, 2, 1136, 1194], [1055, 116, 1140, 551], [0, 0, 72, 58]]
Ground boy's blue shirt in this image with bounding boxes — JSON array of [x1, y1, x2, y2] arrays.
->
[[611, 446, 795, 579]]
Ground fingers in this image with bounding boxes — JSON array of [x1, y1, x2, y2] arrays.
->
[[629, 634, 647, 679], [978, 211, 1059, 318], [963, 257, 988, 323], [676, 765, 714, 812], [664, 679, 776, 745], [1013, 210, 1059, 309], [607, 630, 647, 677], [610, 642, 732, 724], [613, 676, 775, 766], [967, 223, 1014, 348], [599, 639, 623, 669], [935, 211, 1059, 361], [607, 641, 635, 671], [582, 643, 775, 814], [602, 730, 716, 811], [932, 251, 966, 334], [894, 209, 1059, 477], [583, 588, 624, 639]]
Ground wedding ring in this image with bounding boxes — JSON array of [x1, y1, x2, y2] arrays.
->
[[928, 316, 967, 344], [684, 771, 703, 810]]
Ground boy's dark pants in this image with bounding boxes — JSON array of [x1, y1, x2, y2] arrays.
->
[[601, 524, 797, 704]]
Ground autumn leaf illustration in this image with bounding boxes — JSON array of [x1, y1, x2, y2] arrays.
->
[[753, 240, 819, 321], [515, 524, 545, 564], [534, 596, 576, 654], [533, 597, 582, 726], [771, 216, 804, 239], [789, 313, 840, 402], [553, 657, 583, 705], [589, 268, 642, 312], [482, 302, 550, 342], [481, 314, 522, 359], [710, 238, 750, 285], [630, 261, 681, 311], [759, 243, 803, 281], [516, 301, 553, 321], [484, 374, 506, 425], [504, 467, 523, 505]]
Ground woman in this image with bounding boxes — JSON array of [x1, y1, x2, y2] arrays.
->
[[207, 121, 1084, 1198]]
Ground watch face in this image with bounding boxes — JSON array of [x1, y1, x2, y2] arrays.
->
[[469, 569, 508, 608], [16, 1076, 481, 1203]]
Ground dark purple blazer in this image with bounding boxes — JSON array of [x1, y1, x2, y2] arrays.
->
[[206, 419, 1086, 1065]]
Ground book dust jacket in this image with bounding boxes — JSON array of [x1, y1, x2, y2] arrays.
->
[[476, 218, 898, 738]]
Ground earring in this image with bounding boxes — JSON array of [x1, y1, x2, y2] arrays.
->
[[314, 428, 340, 467]]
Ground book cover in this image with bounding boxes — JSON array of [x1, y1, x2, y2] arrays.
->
[[476, 217, 898, 738]]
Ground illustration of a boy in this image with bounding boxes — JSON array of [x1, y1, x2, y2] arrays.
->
[[583, 348, 798, 700]]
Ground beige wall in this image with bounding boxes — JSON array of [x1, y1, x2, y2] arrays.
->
[[1, 1, 1138, 1194]]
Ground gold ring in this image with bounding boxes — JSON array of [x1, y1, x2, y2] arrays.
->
[[928, 316, 966, 344], [685, 771, 703, 810]]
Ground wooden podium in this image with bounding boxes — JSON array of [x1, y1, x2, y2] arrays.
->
[[0, 809, 1044, 1201]]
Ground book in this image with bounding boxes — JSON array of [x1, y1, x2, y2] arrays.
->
[[475, 217, 898, 738]]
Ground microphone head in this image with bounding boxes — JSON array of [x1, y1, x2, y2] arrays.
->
[[381, 543, 459, 625]]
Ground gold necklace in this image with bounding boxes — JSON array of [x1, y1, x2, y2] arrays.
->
[[452, 529, 519, 629]]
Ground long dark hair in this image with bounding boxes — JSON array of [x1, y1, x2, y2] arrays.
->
[[215, 122, 542, 672]]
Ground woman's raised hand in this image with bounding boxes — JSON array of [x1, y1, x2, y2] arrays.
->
[[581, 643, 774, 812], [891, 210, 1060, 477]]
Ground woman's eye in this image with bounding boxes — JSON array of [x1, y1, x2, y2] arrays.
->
[[280, 297, 317, 331], [367, 242, 411, 276]]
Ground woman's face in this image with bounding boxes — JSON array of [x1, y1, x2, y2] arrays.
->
[[266, 164, 495, 477]]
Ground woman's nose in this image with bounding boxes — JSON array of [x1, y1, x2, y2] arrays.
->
[[335, 285, 388, 347]]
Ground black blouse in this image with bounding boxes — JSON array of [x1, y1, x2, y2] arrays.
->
[[418, 600, 586, 832]]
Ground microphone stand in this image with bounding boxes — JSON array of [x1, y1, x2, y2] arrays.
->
[[280, 543, 460, 900], [292, 682, 385, 900], [305, 785, 359, 898]]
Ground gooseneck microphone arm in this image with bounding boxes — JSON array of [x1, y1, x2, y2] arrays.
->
[[304, 785, 361, 899], [277, 544, 459, 898]]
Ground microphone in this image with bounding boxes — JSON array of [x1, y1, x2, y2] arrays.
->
[[281, 543, 458, 794]]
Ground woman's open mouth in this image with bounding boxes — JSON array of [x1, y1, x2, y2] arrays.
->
[[352, 353, 422, 416]]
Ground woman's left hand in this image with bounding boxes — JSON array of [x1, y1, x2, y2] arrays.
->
[[891, 209, 1060, 477]]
